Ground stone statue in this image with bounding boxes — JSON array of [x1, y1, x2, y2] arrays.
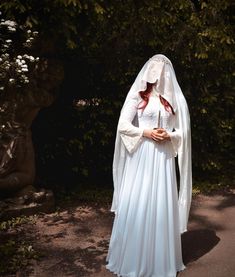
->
[[0, 108, 39, 194], [0, 59, 63, 219]]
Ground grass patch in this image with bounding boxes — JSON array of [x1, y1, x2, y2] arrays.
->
[[0, 215, 36, 231], [55, 182, 234, 206], [0, 215, 39, 275], [192, 182, 234, 195], [55, 183, 113, 207], [0, 240, 39, 275]]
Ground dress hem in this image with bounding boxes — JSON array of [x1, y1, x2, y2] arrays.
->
[[105, 262, 186, 277]]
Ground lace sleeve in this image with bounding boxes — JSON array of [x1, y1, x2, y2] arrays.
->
[[118, 97, 144, 153]]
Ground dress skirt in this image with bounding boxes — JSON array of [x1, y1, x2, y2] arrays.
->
[[106, 139, 186, 277]]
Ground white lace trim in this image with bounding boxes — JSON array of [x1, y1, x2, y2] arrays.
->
[[149, 56, 172, 65]]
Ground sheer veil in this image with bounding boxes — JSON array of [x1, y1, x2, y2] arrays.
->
[[111, 54, 192, 234]]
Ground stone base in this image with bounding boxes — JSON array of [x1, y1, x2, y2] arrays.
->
[[0, 188, 55, 220]]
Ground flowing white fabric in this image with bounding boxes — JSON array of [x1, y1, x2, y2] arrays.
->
[[110, 54, 192, 233], [106, 54, 192, 277]]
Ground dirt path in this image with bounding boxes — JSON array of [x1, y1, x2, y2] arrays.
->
[[179, 190, 235, 277], [17, 189, 235, 277]]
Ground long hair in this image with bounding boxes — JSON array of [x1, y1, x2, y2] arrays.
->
[[138, 82, 175, 115]]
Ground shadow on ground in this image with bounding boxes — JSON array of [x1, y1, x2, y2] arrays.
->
[[182, 229, 220, 264], [3, 189, 234, 277], [24, 205, 113, 277]]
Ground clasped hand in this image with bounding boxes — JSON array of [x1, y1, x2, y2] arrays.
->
[[143, 128, 170, 143]]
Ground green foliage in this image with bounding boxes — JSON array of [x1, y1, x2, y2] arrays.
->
[[0, 0, 100, 52], [63, 0, 234, 183], [0, 215, 38, 274], [0, 240, 38, 274], [1, 0, 234, 187], [0, 215, 36, 231], [32, 99, 115, 188], [0, 11, 64, 148], [192, 181, 233, 195], [56, 183, 113, 207], [0, 20, 39, 90]]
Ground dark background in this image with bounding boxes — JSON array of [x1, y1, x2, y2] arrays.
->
[[1, 0, 234, 193]]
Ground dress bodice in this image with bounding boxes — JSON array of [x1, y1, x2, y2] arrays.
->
[[138, 94, 174, 131]]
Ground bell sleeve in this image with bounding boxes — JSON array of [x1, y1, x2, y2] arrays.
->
[[111, 96, 144, 213], [118, 97, 144, 153], [168, 109, 181, 157]]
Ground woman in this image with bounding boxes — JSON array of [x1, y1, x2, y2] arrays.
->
[[106, 54, 192, 277]]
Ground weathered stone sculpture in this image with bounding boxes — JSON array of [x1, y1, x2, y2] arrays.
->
[[0, 60, 63, 219], [0, 120, 36, 193], [0, 16, 64, 218]]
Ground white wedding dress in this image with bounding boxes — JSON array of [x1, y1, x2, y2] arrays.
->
[[106, 93, 186, 277]]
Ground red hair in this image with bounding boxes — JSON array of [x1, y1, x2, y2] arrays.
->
[[138, 82, 175, 115]]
